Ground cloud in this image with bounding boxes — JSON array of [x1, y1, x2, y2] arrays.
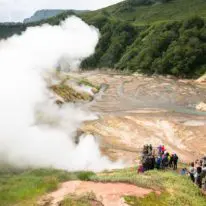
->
[[0, 0, 123, 22]]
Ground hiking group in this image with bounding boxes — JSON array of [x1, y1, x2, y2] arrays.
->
[[138, 144, 206, 191], [138, 144, 179, 173]]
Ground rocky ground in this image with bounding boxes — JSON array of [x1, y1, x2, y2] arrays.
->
[[36, 71, 206, 206], [71, 71, 206, 163]]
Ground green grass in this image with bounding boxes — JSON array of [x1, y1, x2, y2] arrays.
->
[[61, 196, 92, 206], [1, 167, 205, 206], [91, 168, 206, 206], [124, 193, 169, 206], [50, 77, 100, 103], [61, 192, 102, 206], [51, 84, 93, 102], [99, 0, 206, 25], [78, 79, 100, 91], [0, 168, 95, 206], [76, 171, 96, 181]]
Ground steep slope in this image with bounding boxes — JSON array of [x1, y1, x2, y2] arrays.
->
[[23, 10, 67, 23], [81, 15, 206, 77], [0, 0, 206, 77], [98, 0, 206, 24]]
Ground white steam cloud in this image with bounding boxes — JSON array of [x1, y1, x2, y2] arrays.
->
[[0, 16, 123, 171]]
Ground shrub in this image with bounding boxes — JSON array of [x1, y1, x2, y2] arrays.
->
[[76, 171, 96, 181]]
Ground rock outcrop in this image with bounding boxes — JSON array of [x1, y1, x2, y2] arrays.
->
[[196, 102, 206, 112]]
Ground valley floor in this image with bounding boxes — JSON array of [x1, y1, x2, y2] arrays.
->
[[72, 71, 206, 163], [1, 71, 206, 206]]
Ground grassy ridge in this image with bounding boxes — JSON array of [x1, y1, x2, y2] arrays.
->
[[102, 0, 206, 24], [0, 168, 205, 206]]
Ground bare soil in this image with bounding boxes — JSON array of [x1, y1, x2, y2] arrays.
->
[[39, 181, 153, 206], [76, 71, 206, 163]]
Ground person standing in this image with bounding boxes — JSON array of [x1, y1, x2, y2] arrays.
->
[[169, 154, 173, 168], [188, 162, 196, 183], [173, 153, 178, 170], [158, 145, 162, 155], [138, 164, 144, 174], [161, 145, 165, 155], [156, 155, 162, 170], [202, 164, 206, 190], [194, 166, 203, 188], [149, 144, 153, 155], [151, 155, 156, 170]]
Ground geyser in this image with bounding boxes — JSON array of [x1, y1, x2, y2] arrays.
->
[[0, 16, 123, 171]]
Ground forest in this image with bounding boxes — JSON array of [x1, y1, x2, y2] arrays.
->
[[1, 0, 206, 78]]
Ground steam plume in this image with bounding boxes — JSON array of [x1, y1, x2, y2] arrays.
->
[[0, 16, 123, 171]]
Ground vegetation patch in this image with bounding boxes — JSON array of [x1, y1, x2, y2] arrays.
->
[[0, 168, 79, 206], [78, 79, 100, 91], [124, 192, 169, 206], [92, 168, 206, 206], [76, 171, 96, 181], [82, 15, 206, 78], [60, 192, 103, 206], [51, 84, 93, 102]]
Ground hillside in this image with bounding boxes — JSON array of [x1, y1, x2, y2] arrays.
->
[[81, 15, 206, 77], [23, 10, 67, 23], [1, 167, 206, 206], [0, 0, 206, 77], [23, 9, 89, 23], [92, 0, 206, 24], [80, 0, 206, 77]]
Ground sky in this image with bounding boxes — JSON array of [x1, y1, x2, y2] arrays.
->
[[0, 0, 123, 22]]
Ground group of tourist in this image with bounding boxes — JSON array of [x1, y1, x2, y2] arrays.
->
[[187, 157, 206, 190], [138, 144, 179, 173], [137, 144, 206, 191]]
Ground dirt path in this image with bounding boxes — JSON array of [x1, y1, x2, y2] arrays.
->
[[39, 181, 153, 206]]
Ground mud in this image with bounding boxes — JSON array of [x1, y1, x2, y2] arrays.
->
[[39, 181, 153, 206]]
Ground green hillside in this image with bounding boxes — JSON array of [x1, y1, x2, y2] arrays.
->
[[80, 0, 206, 77], [81, 15, 206, 77], [94, 0, 206, 25], [0, 0, 206, 77]]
